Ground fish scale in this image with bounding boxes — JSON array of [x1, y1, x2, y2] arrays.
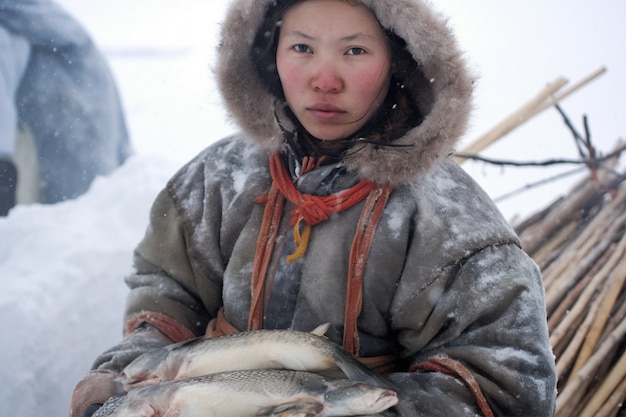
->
[[119, 326, 396, 391], [94, 369, 398, 417]]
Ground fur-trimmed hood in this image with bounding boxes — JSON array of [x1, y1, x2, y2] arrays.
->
[[216, 0, 473, 185]]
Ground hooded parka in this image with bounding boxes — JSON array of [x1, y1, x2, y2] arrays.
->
[[80, 1, 557, 416]]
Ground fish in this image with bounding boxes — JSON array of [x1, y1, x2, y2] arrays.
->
[[119, 324, 395, 391], [94, 369, 398, 417]]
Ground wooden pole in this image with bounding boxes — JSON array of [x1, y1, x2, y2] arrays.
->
[[453, 77, 568, 162], [567, 229, 626, 382], [556, 316, 626, 417], [555, 292, 600, 377], [454, 67, 607, 164], [593, 375, 626, 417], [579, 348, 626, 417], [532, 67, 607, 115]]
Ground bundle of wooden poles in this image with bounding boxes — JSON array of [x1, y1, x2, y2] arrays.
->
[[455, 67, 626, 416], [515, 159, 626, 417]]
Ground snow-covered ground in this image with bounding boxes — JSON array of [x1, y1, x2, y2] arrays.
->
[[0, 1, 624, 416]]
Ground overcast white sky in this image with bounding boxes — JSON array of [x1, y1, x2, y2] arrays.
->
[[436, 1, 626, 219]]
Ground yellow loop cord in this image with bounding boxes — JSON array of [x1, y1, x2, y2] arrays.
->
[[286, 217, 312, 264]]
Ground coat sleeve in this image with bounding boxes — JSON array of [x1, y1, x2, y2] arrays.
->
[[87, 137, 266, 375], [80, 184, 215, 378], [387, 244, 557, 417], [123, 182, 223, 340]]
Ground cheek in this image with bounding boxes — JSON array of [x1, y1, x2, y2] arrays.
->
[[352, 64, 391, 101], [277, 60, 303, 99]]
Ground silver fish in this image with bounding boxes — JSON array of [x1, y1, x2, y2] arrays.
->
[[96, 369, 398, 417], [119, 324, 394, 391]]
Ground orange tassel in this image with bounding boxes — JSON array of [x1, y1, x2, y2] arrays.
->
[[269, 153, 377, 261], [286, 218, 312, 264]]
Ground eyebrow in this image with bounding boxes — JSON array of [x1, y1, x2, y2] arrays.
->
[[283, 31, 375, 42]]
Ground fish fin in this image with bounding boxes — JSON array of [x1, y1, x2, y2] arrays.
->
[[121, 402, 158, 417], [121, 375, 163, 391], [309, 323, 330, 337], [341, 364, 398, 391], [333, 352, 398, 391], [258, 400, 324, 417]]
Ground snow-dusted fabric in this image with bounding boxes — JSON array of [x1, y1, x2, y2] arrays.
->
[[0, 0, 130, 203], [82, 1, 557, 416], [118, 136, 556, 417]]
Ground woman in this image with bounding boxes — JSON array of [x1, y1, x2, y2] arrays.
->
[[70, 1, 557, 416]]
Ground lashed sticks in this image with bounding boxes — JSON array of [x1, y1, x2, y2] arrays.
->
[[515, 162, 626, 417], [455, 67, 625, 416]]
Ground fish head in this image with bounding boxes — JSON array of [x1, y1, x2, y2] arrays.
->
[[119, 348, 170, 389], [323, 380, 398, 416]]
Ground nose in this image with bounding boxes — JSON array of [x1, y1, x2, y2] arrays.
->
[[311, 59, 344, 93]]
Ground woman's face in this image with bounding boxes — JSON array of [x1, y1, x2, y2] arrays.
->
[[276, 0, 392, 141]]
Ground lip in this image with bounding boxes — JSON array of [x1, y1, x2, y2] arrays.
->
[[307, 103, 346, 121]]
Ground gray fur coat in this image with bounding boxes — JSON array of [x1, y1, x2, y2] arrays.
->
[[88, 1, 557, 416]]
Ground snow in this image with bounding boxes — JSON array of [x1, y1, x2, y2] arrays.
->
[[0, 155, 179, 416], [0, 1, 624, 416]]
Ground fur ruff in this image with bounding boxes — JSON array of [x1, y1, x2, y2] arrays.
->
[[216, 0, 473, 185]]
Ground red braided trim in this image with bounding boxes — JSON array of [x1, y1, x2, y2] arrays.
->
[[248, 153, 384, 330], [343, 184, 393, 356], [269, 153, 376, 226], [410, 356, 495, 417], [125, 311, 196, 343], [248, 181, 285, 330], [205, 306, 240, 338]]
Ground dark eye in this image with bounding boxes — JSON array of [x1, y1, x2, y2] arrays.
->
[[346, 47, 366, 55], [293, 44, 311, 53]]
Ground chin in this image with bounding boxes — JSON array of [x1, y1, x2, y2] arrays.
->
[[308, 129, 354, 142]]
